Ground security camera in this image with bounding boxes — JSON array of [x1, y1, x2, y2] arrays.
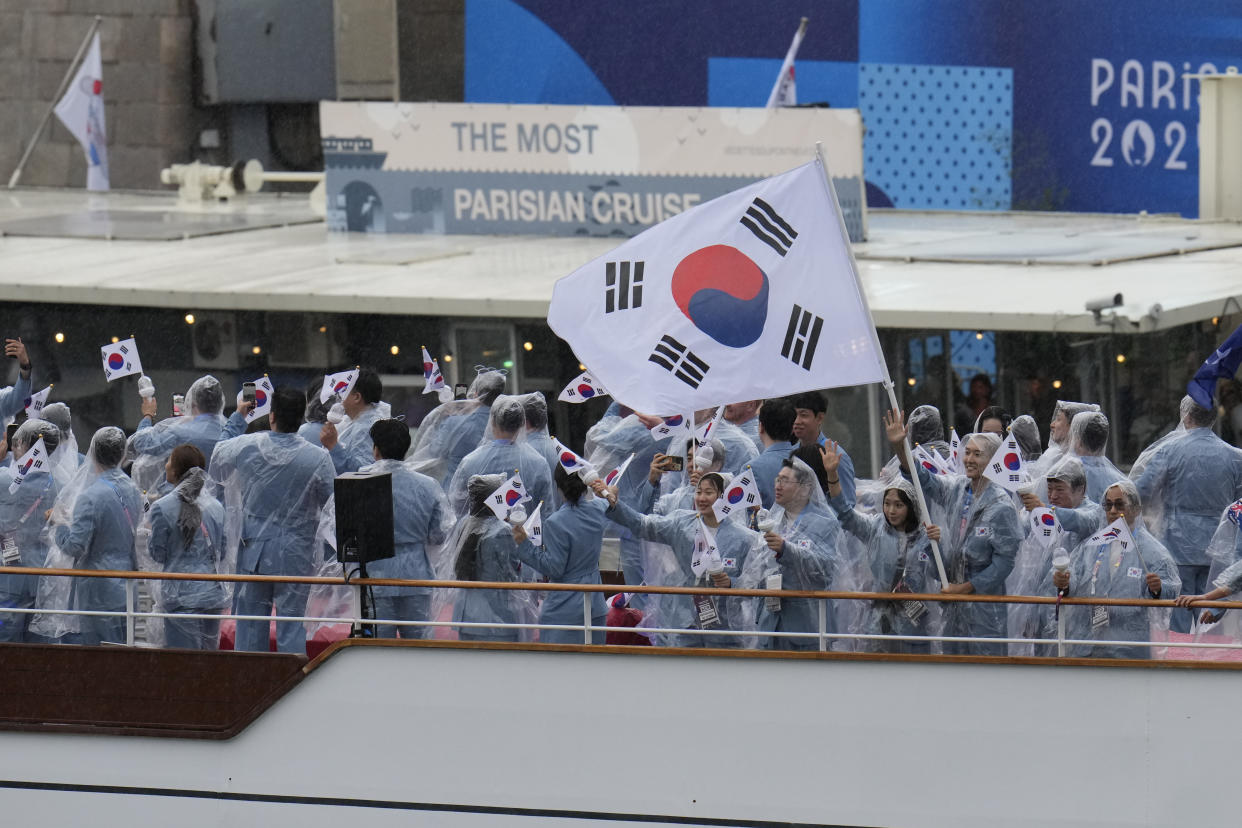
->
[[1085, 293, 1124, 314]]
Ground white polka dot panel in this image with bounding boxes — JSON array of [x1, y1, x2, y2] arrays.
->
[[859, 63, 1013, 210]]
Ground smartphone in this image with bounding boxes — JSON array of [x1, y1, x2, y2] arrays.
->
[[454, 383, 469, 400], [666, 455, 685, 472], [172, 393, 185, 416], [4, 422, 17, 447], [242, 382, 256, 404]]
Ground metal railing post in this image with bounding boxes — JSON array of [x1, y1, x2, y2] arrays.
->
[[351, 580, 364, 638], [583, 592, 592, 645], [1057, 606, 1067, 658], [125, 579, 135, 646], [818, 599, 827, 652]]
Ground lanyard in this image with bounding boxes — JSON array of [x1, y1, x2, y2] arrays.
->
[[19, 475, 55, 525], [101, 477, 136, 530]]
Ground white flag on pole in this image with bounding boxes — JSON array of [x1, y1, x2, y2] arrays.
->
[[53, 32, 108, 191], [649, 414, 693, 442], [523, 501, 544, 547], [244, 376, 275, 424], [24, 385, 52, 421], [485, 473, 529, 520], [9, 437, 49, 495], [602, 453, 635, 487], [982, 433, 1029, 492], [552, 437, 593, 475], [548, 159, 886, 414], [912, 443, 951, 476], [949, 428, 965, 474], [690, 519, 723, 578], [713, 465, 762, 520], [101, 338, 142, 381], [766, 17, 808, 108], [696, 405, 725, 443], [320, 368, 359, 404], [1085, 517, 1136, 553], [1028, 507, 1062, 550], [421, 347, 446, 394], [558, 370, 608, 403]]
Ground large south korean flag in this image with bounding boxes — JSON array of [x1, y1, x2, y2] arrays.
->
[[548, 158, 886, 414]]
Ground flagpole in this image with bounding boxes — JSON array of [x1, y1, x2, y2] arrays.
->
[[7, 16, 102, 190], [766, 17, 809, 108], [812, 141, 949, 586]]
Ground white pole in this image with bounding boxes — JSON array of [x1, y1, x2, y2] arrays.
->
[[812, 141, 949, 586], [7, 16, 102, 189], [766, 17, 809, 108]]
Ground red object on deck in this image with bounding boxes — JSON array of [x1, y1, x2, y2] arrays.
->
[[605, 605, 652, 646]]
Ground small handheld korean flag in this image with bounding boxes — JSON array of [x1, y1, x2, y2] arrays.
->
[[713, 466, 762, 520], [982, 434, 1028, 492], [421, 347, 446, 394], [523, 502, 544, 547], [949, 428, 965, 474], [1085, 517, 1136, 553], [548, 159, 886, 413], [552, 437, 593, 476], [244, 376, 275, 424], [320, 368, 359, 404], [9, 436, 48, 495], [558, 370, 608, 403], [1028, 507, 1062, 549], [690, 520, 723, 578], [696, 405, 725, 443], [24, 385, 52, 421], [101, 338, 142, 381], [485, 473, 529, 520], [649, 414, 693, 442], [913, 444, 951, 476], [602, 453, 635, 487]]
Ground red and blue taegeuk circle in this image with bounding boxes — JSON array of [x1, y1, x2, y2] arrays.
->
[[504, 490, 522, 506], [1040, 513, 1056, 526], [255, 389, 268, 407], [559, 451, 579, 467], [727, 487, 745, 504], [1003, 453, 1021, 471], [670, 245, 770, 348], [577, 384, 595, 398], [107, 353, 125, 370]]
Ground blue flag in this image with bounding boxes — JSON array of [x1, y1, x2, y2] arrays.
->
[[1187, 323, 1242, 410]]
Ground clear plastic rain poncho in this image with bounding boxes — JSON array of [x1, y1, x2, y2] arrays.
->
[[1131, 396, 1242, 571], [740, 457, 841, 651], [831, 476, 939, 654], [1067, 410, 1125, 504], [408, 367, 506, 486], [1199, 498, 1242, 641], [641, 438, 727, 515], [693, 409, 759, 475], [128, 375, 227, 495], [0, 420, 62, 642], [1009, 415, 1042, 463], [32, 427, 142, 643], [40, 402, 81, 488], [1055, 480, 1180, 659], [447, 394, 555, 520], [520, 392, 560, 480], [135, 467, 230, 649], [910, 431, 1022, 655], [442, 473, 539, 642], [1029, 400, 1100, 480], [908, 404, 951, 460]]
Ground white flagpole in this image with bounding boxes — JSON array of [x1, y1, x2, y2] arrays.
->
[[7, 16, 102, 189], [766, 17, 809, 108], [812, 141, 949, 586]]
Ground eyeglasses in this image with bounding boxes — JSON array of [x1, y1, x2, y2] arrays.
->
[[1103, 499, 1128, 511]]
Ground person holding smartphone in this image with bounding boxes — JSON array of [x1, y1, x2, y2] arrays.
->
[[130, 375, 227, 495], [0, 338, 33, 423]]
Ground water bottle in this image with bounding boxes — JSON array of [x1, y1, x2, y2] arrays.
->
[[437, 386, 454, 403], [508, 503, 527, 525], [326, 402, 346, 424], [694, 444, 714, 471], [137, 375, 155, 399]]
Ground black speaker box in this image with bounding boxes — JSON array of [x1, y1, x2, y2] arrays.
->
[[334, 470, 395, 564]]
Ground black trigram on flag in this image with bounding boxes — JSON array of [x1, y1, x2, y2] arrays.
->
[[781, 305, 824, 370], [740, 197, 798, 256], [648, 335, 710, 389], [604, 261, 644, 312]]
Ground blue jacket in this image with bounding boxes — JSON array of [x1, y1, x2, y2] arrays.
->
[[758, 504, 839, 641], [363, 461, 449, 597], [450, 439, 554, 519], [0, 469, 59, 603], [0, 374, 31, 420], [54, 468, 142, 612], [328, 404, 386, 475], [147, 491, 229, 611], [749, 441, 795, 510], [514, 498, 609, 626], [133, 412, 227, 464]]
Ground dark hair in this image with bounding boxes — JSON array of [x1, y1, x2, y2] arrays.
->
[[370, 419, 411, 460], [555, 464, 586, 504], [789, 444, 829, 493], [92, 427, 127, 468], [353, 368, 383, 405], [969, 373, 993, 392], [758, 397, 795, 442], [699, 472, 725, 497], [974, 405, 1011, 434], [788, 390, 826, 415], [1183, 396, 1217, 428], [271, 386, 305, 433], [304, 378, 332, 424], [1077, 413, 1110, 455], [168, 443, 207, 484], [884, 486, 921, 533], [523, 393, 548, 430]]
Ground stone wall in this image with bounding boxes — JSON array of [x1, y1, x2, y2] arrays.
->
[[0, 0, 201, 189]]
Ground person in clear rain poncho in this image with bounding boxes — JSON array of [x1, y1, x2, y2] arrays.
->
[[408, 367, 507, 487], [908, 404, 951, 461], [209, 386, 335, 653], [724, 400, 763, 451], [1174, 497, 1242, 633], [1053, 480, 1179, 659], [828, 448, 939, 655], [1009, 414, 1043, 464], [1132, 395, 1242, 633], [1029, 399, 1100, 480], [447, 473, 537, 642], [40, 402, 83, 486], [887, 410, 1021, 656], [361, 419, 451, 639], [129, 375, 227, 496], [694, 407, 758, 475], [448, 394, 553, 520], [521, 392, 560, 484], [593, 471, 759, 648], [318, 368, 388, 474], [0, 420, 62, 642], [750, 397, 797, 510], [140, 445, 229, 650], [1067, 410, 1125, 504], [46, 427, 143, 646], [511, 465, 610, 644], [630, 438, 726, 516], [297, 378, 333, 446], [749, 457, 840, 650]]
